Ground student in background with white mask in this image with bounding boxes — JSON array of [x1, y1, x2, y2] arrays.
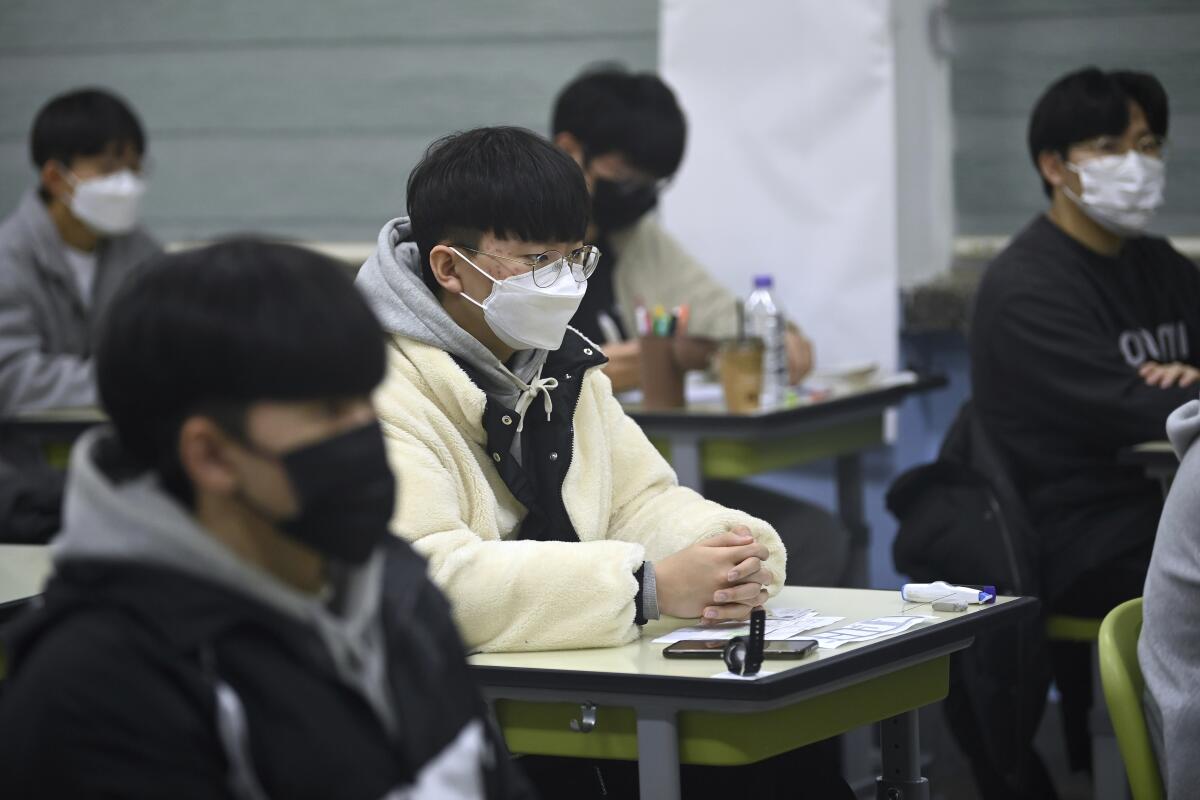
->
[[0, 88, 160, 414], [966, 67, 1200, 797]]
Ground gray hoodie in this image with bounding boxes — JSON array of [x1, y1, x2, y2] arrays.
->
[[356, 217, 555, 457], [0, 189, 160, 414], [52, 427, 397, 735], [1140, 398, 1200, 796]]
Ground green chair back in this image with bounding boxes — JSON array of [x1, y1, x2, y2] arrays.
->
[[1099, 598, 1165, 800]]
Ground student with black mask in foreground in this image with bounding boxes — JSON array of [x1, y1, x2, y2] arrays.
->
[[0, 241, 533, 800], [551, 66, 849, 590], [968, 67, 1200, 797]]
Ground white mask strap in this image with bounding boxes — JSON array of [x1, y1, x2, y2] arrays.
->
[[449, 247, 497, 310]]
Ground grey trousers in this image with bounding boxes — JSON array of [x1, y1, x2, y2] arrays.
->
[[703, 479, 851, 587]]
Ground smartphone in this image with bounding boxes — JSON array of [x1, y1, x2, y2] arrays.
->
[[663, 639, 818, 659]]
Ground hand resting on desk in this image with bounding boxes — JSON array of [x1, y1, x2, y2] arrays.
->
[[654, 526, 773, 622], [785, 326, 814, 385]]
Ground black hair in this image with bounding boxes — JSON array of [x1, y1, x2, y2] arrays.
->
[[96, 240, 386, 504], [552, 64, 687, 179], [30, 88, 146, 201], [1027, 67, 1169, 197], [406, 126, 590, 294]]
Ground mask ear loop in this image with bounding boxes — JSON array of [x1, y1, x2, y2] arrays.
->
[[1055, 154, 1089, 209], [448, 247, 500, 310], [46, 161, 80, 205]]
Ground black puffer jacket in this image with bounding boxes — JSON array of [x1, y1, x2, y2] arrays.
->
[[0, 538, 534, 800]]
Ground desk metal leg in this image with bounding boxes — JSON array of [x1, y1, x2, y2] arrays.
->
[[637, 706, 681, 800], [876, 710, 930, 800], [836, 452, 869, 587], [836, 451, 874, 790], [670, 436, 704, 493]]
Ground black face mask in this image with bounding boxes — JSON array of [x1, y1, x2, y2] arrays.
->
[[591, 177, 660, 232], [246, 421, 397, 565]]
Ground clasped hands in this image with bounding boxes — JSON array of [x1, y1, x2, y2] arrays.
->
[[654, 526, 773, 623]]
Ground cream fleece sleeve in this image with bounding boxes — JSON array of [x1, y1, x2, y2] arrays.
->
[[592, 372, 788, 591], [382, 424, 646, 653]]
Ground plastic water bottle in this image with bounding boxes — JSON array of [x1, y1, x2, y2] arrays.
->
[[744, 275, 787, 410]]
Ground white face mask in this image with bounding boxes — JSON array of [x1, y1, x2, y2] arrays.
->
[[1064, 151, 1165, 237], [67, 169, 146, 235], [451, 247, 587, 351]]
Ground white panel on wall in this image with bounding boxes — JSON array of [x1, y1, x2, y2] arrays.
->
[[893, 0, 955, 288], [659, 0, 899, 373]]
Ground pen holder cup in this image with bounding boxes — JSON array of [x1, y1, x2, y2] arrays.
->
[[638, 336, 718, 411], [639, 335, 686, 410], [717, 338, 765, 414]]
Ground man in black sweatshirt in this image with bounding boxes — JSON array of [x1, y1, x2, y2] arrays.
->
[[970, 66, 1199, 788]]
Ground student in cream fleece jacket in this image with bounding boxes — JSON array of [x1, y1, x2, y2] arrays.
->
[[358, 127, 785, 654]]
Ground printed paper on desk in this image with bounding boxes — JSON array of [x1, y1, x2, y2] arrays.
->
[[712, 669, 778, 681], [809, 615, 934, 650], [653, 609, 843, 644]]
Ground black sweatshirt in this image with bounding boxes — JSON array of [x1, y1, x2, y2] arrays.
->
[[970, 214, 1200, 597]]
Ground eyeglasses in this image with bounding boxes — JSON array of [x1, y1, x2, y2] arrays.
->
[[1073, 134, 1167, 159], [455, 245, 601, 288]]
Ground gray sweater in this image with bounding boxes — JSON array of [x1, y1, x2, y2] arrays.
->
[[1140, 397, 1200, 797], [0, 190, 160, 413]]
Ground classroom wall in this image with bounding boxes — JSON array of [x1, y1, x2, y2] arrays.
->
[[950, 0, 1200, 237], [0, 0, 657, 243], [2, 2, 1193, 590]]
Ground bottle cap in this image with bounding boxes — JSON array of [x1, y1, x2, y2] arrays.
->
[[753, 275, 774, 289]]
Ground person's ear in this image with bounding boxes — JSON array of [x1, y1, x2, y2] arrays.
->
[[554, 131, 586, 167], [428, 244, 465, 296], [1038, 150, 1070, 193], [177, 417, 239, 497], [40, 160, 73, 205]]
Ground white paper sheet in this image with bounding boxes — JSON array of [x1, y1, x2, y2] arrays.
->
[[711, 669, 778, 681], [809, 615, 934, 650], [653, 609, 843, 644]]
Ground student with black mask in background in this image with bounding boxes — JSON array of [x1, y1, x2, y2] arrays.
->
[[551, 66, 850, 590], [552, 66, 814, 393]]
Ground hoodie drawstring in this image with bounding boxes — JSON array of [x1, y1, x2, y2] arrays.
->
[[508, 369, 559, 433]]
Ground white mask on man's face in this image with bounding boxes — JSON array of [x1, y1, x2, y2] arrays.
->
[[451, 248, 587, 351], [67, 169, 146, 235], [1064, 151, 1165, 237]]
